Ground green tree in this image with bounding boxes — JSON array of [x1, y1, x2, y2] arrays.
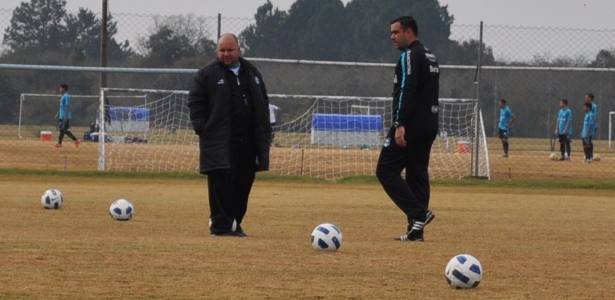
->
[[3, 0, 68, 51], [240, 0, 289, 58], [241, 0, 453, 62], [590, 49, 615, 68], [343, 0, 453, 62], [140, 16, 216, 67], [447, 40, 495, 65], [65, 9, 131, 64]]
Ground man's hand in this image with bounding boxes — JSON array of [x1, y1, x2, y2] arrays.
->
[[395, 125, 407, 147]]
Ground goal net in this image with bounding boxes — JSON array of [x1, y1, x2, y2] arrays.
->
[[99, 88, 490, 180], [17, 93, 146, 139]]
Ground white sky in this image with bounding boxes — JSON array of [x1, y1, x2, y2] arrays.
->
[[1, 0, 615, 61]]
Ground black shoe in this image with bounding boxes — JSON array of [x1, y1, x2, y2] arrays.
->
[[394, 228, 424, 241], [425, 210, 435, 226], [211, 230, 247, 238]]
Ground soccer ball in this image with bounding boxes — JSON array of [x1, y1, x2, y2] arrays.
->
[[593, 154, 601, 161], [311, 223, 342, 251], [549, 152, 559, 161], [41, 189, 63, 209], [109, 199, 134, 221], [445, 254, 483, 289]]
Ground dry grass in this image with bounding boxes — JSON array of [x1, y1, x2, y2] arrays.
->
[[1, 174, 614, 299]]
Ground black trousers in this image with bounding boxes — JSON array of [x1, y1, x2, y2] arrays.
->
[[376, 131, 436, 223], [582, 136, 593, 159], [207, 139, 256, 234], [58, 119, 77, 144], [558, 134, 571, 157]]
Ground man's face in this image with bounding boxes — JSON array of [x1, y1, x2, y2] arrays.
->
[[559, 101, 566, 108], [217, 36, 240, 66], [58, 86, 65, 94], [584, 95, 591, 103], [499, 101, 505, 108], [390, 22, 413, 50]]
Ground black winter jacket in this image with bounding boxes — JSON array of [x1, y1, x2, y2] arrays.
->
[[188, 57, 272, 174], [392, 40, 440, 137]]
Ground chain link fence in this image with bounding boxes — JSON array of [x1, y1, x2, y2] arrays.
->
[[1, 7, 614, 180]]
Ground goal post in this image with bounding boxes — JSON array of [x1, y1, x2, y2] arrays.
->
[[97, 88, 490, 180]]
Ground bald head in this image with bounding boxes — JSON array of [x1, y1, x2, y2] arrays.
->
[[217, 33, 240, 66]]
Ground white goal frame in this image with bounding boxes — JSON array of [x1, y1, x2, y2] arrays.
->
[[98, 88, 490, 179]]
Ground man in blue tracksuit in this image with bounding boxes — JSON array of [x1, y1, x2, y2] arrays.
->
[[498, 99, 515, 158], [581, 102, 595, 162], [376, 16, 439, 242], [56, 84, 80, 148], [555, 99, 572, 160], [585, 93, 598, 138]]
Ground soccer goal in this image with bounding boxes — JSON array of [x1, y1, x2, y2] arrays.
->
[[17, 93, 146, 139], [98, 88, 490, 180]]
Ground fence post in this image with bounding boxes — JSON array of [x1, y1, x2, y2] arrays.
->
[[100, 0, 108, 89], [217, 13, 222, 40], [472, 21, 484, 177]]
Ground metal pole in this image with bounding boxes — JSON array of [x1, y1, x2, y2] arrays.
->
[[98, 88, 106, 171], [609, 112, 613, 149], [18, 94, 24, 138], [217, 13, 222, 40], [100, 0, 108, 88], [473, 21, 484, 177]]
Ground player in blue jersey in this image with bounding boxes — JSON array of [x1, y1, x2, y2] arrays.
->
[[555, 99, 572, 160], [585, 93, 598, 137], [497, 99, 515, 158], [581, 102, 595, 162], [55, 84, 80, 148]]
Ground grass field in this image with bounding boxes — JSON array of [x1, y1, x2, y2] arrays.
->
[[1, 134, 614, 181], [1, 173, 614, 299]]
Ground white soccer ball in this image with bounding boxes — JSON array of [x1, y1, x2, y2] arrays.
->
[[549, 152, 559, 161], [311, 223, 342, 251], [109, 199, 134, 221], [593, 154, 601, 161], [445, 254, 483, 289], [41, 189, 63, 209]]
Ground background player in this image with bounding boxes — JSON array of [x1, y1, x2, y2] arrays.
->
[[55, 84, 80, 148], [497, 99, 515, 158], [555, 99, 572, 161], [581, 102, 595, 162]]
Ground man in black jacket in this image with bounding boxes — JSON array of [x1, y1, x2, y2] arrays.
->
[[376, 16, 439, 242], [188, 33, 271, 237]]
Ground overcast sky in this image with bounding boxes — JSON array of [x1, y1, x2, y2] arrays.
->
[[0, 0, 613, 28], [1, 0, 614, 61]]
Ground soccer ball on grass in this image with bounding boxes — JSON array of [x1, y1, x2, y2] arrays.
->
[[445, 254, 483, 289], [311, 223, 342, 251], [41, 189, 63, 209]]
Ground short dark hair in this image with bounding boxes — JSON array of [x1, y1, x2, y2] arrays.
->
[[584, 102, 592, 109], [59, 83, 69, 90], [586, 93, 594, 100], [561, 99, 568, 105], [500, 99, 506, 104], [390, 16, 418, 36]]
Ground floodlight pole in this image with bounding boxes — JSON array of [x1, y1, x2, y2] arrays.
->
[[100, 0, 109, 89], [217, 13, 222, 40]]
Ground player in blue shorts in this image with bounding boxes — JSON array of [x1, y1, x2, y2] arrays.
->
[[581, 102, 595, 162], [556, 99, 573, 161], [497, 99, 515, 158], [585, 93, 598, 138]]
